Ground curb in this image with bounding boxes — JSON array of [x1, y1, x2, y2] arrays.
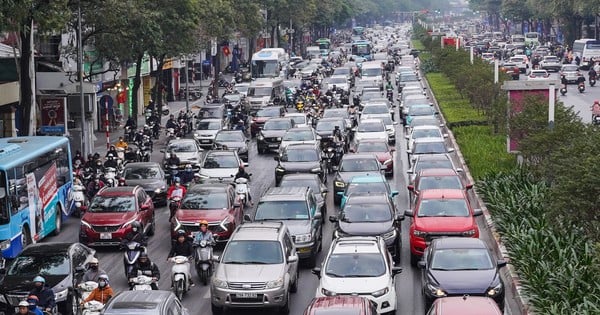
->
[[418, 65, 530, 315]]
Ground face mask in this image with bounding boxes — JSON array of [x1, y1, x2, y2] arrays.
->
[[98, 281, 106, 287], [175, 183, 180, 187]]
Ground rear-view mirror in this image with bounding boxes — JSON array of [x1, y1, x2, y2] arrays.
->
[[497, 259, 508, 268], [328, 216, 338, 223], [466, 183, 473, 190], [311, 267, 321, 278], [243, 214, 252, 222], [392, 266, 403, 276], [404, 209, 414, 217], [417, 261, 426, 269], [212, 255, 220, 262], [473, 208, 483, 216]]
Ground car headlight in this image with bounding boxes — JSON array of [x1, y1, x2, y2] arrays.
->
[[265, 278, 284, 289], [462, 228, 476, 236], [55, 288, 69, 301], [276, 166, 286, 173], [487, 282, 503, 296], [334, 181, 345, 188], [212, 278, 228, 288], [310, 167, 321, 173], [80, 220, 92, 229], [0, 240, 9, 251], [121, 218, 137, 230], [382, 229, 396, 240], [258, 134, 264, 140], [74, 201, 82, 208], [372, 287, 389, 298], [194, 133, 199, 138], [321, 288, 336, 296], [295, 233, 312, 243], [276, 137, 282, 141], [154, 187, 163, 193], [413, 229, 426, 237], [427, 283, 446, 297]]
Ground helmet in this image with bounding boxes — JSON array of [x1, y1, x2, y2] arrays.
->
[[334, 125, 340, 130], [131, 221, 142, 231], [33, 276, 45, 284], [174, 177, 181, 183], [185, 164, 192, 172], [89, 257, 99, 264], [199, 220, 209, 227], [98, 274, 109, 281], [176, 229, 186, 237], [107, 153, 114, 158], [595, 100, 599, 104], [18, 301, 29, 307]]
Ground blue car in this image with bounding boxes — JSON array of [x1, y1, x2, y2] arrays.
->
[[336, 174, 399, 208]]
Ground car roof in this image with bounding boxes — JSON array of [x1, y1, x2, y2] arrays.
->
[[359, 118, 384, 124], [342, 153, 379, 161], [414, 137, 446, 143], [233, 222, 285, 241], [332, 237, 381, 254], [307, 296, 371, 313], [22, 242, 77, 255], [415, 153, 452, 161], [434, 296, 502, 315], [432, 237, 487, 250], [349, 174, 386, 183], [344, 194, 390, 204], [280, 173, 320, 181], [266, 117, 293, 122], [106, 290, 173, 312], [285, 143, 318, 150], [418, 168, 459, 177], [286, 126, 314, 132], [284, 112, 306, 117], [411, 125, 442, 131], [420, 189, 466, 199], [97, 186, 138, 196], [262, 186, 309, 200], [206, 150, 236, 156], [167, 138, 196, 144], [188, 183, 229, 193]]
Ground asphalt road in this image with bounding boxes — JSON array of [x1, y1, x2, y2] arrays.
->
[[44, 70, 522, 315]]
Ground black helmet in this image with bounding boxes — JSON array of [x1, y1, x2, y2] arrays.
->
[[176, 230, 186, 237], [138, 253, 149, 262], [334, 125, 340, 130], [131, 221, 141, 232]]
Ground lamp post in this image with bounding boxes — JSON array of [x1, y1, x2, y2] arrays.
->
[[184, 57, 190, 113], [77, 1, 86, 156]]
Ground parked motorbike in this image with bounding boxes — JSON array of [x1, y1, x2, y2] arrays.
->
[[129, 275, 156, 291], [169, 256, 191, 300], [194, 240, 214, 286], [121, 241, 146, 277]]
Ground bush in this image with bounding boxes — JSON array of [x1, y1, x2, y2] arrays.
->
[[411, 40, 426, 51], [426, 73, 485, 124]]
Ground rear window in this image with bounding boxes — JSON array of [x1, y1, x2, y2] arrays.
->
[[110, 302, 158, 310]]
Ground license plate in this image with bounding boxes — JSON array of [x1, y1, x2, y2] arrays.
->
[[297, 247, 311, 253], [236, 292, 257, 298], [201, 140, 210, 143], [100, 233, 112, 240], [268, 144, 279, 148]]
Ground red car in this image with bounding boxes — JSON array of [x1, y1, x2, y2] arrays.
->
[[407, 168, 473, 206], [250, 106, 285, 137], [350, 139, 395, 176], [304, 296, 377, 315], [79, 186, 155, 246], [404, 189, 482, 266], [427, 296, 502, 315], [170, 183, 242, 242]]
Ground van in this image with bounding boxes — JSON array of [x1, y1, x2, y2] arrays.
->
[[246, 78, 285, 111], [360, 60, 384, 90], [511, 34, 526, 44], [306, 46, 321, 59]]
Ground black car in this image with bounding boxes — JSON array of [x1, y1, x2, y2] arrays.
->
[[0, 243, 96, 315], [214, 130, 249, 162], [274, 144, 325, 186], [418, 237, 507, 311], [122, 162, 167, 205], [332, 153, 384, 205], [315, 117, 351, 150], [257, 117, 294, 154], [322, 109, 354, 130], [278, 173, 328, 217], [329, 194, 403, 263]]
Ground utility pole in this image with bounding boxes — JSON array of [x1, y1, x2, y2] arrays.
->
[[77, 1, 87, 156], [185, 58, 189, 113]]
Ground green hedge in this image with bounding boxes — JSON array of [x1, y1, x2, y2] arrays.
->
[[426, 73, 486, 124], [411, 39, 426, 51]]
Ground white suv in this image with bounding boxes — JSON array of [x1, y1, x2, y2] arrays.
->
[[312, 236, 402, 314]]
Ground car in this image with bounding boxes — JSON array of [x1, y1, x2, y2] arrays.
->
[[171, 183, 242, 243], [102, 290, 189, 315], [426, 296, 503, 315], [527, 69, 550, 80], [315, 117, 351, 149], [222, 93, 243, 109], [332, 154, 385, 205], [480, 52, 494, 63], [360, 113, 397, 145], [408, 168, 473, 206], [79, 186, 155, 246], [312, 236, 402, 314], [401, 95, 431, 117], [284, 112, 311, 128], [251, 186, 323, 267], [197, 103, 227, 125], [257, 117, 295, 154], [250, 106, 286, 137], [404, 189, 483, 266], [499, 62, 520, 80], [121, 162, 167, 205], [405, 126, 448, 152], [162, 138, 203, 169], [330, 194, 404, 262], [213, 130, 249, 162], [303, 296, 377, 315], [278, 173, 328, 218], [560, 64, 584, 84], [210, 221, 299, 314], [235, 82, 250, 97], [337, 174, 399, 209], [354, 118, 388, 143], [407, 116, 442, 130], [199, 150, 245, 180], [349, 139, 394, 176], [0, 243, 96, 315], [274, 144, 325, 186], [509, 55, 528, 73], [325, 75, 350, 92], [419, 238, 506, 310], [194, 118, 225, 148], [408, 138, 453, 165], [407, 154, 463, 184], [397, 71, 420, 92], [539, 55, 561, 72], [405, 104, 437, 124], [279, 127, 320, 150]]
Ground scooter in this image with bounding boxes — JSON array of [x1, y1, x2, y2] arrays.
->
[[194, 240, 214, 286], [77, 281, 98, 301], [71, 182, 88, 217], [233, 176, 251, 207], [560, 86, 567, 96], [103, 167, 118, 187], [590, 77, 597, 87], [81, 301, 104, 315], [169, 197, 182, 222], [129, 274, 156, 291], [169, 256, 191, 300], [579, 82, 586, 93], [121, 241, 146, 277], [593, 115, 600, 125]]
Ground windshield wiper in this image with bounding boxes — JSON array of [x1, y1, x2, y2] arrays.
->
[[243, 261, 271, 264], [223, 261, 247, 264]]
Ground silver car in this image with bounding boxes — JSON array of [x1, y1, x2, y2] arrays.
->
[[194, 118, 225, 148], [210, 222, 299, 314]]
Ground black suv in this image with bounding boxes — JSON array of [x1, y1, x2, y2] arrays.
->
[[257, 117, 295, 154], [250, 186, 323, 267], [274, 144, 325, 186]]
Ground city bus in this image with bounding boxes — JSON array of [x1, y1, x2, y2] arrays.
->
[[352, 26, 365, 36], [316, 38, 331, 56], [351, 40, 373, 61], [0, 136, 73, 258], [573, 39, 600, 69]]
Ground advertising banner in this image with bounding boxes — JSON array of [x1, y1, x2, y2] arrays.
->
[[39, 98, 66, 134]]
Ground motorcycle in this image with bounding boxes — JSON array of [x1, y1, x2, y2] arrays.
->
[[560, 86, 567, 96], [165, 164, 179, 185], [137, 140, 152, 162], [129, 274, 156, 291], [70, 182, 88, 217], [323, 146, 335, 174], [386, 88, 394, 102], [166, 127, 176, 138], [103, 167, 118, 187], [233, 176, 251, 207], [124, 126, 136, 142], [121, 241, 146, 277], [296, 100, 305, 112], [81, 301, 104, 315], [194, 240, 214, 286], [590, 77, 597, 87], [594, 115, 600, 125], [169, 256, 191, 300], [579, 82, 586, 93], [116, 148, 125, 166], [169, 197, 182, 222], [77, 281, 98, 302]]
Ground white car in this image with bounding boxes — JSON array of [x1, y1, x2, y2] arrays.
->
[[313, 236, 402, 314], [284, 112, 311, 128], [527, 69, 550, 80], [194, 118, 225, 148], [162, 138, 203, 168], [354, 118, 388, 142], [325, 75, 350, 92], [279, 127, 320, 150], [509, 55, 528, 73], [361, 114, 397, 144], [405, 126, 448, 152], [234, 82, 250, 97], [408, 137, 454, 166], [199, 150, 246, 179]]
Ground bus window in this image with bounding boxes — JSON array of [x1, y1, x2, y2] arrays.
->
[[0, 171, 9, 224]]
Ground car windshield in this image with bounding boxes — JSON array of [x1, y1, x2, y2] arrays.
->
[[203, 154, 239, 168], [342, 203, 392, 222], [563, 65, 578, 72], [215, 132, 245, 142], [412, 129, 442, 139], [362, 68, 382, 77], [8, 253, 70, 276], [418, 199, 470, 217], [123, 166, 162, 180], [358, 122, 384, 132], [287, 115, 307, 125], [254, 200, 310, 220], [199, 108, 222, 119], [180, 191, 228, 209], [413, 142, 447, 154], [197, 121, 221, 130], [430, 248, 494, 270], [248, 87, 272, 97], [221, 240, 283, 264], [357, 142, 388, 152], [333, 68, 350, 75], [89, 196, 136, 212], [280, 178, 320, 193], [283, 149, 318, 162], [256, 108, 281, 117], [415, 160, 454, 172], [419, 176, 463, 190], [283, 130, 314, 141], [325, 253, 386, 277], [322, 111, 348, 119], [510, 57, 523, 63], [316, 121, 343, 131], [264, 120, 291, 130], [362, 106, 389, 115], [361, 93, 380, 101], [409, 106, 435, 116], [339, 158, 380, 172], [167, 142, 196, 153], [346, 182, 387, 195], [410, 117, 440, 127]]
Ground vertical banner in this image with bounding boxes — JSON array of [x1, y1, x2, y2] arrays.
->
[[26, 173, 39, 240], [40, 98, 66, 134]]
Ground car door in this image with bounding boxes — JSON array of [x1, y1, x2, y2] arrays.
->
[[308, 193, 322, 242], [136, 189, 151, 225], [283, 233, 298, 284]]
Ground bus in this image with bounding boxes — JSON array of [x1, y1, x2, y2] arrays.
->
[[251, 48, 288, 78], [524, 32, 540, 46], [0, 136, 73, 258], [573, 39, 600, 69], [351, 40, 372, 61], [316, 38, 331, 56], [352, 26, 365, 36]]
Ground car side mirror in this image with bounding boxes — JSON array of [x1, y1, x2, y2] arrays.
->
[[407, 185, 415, 192], [404, 135, 410, 140], [406, 170, 413, 174], [473, 208, 483, 216], [212, 255, 220, 262], [417, 261, 426, 269], [348, 148, 355, 153], [392, 266, 403, 276], [456, 168, 464, 173], [447, 148, 455, 153], [288, 255, 299, 263], [328, 215, 338, 223], [75, 266, 86, 275], [243, 214, 252, 222], [442, 133, 448, 138], [466, 183, 473, 190], [140, 205, 150, 211], [395, 213, 405, 222], [160, 149, 165, 153], [391, 191, 399, 197], [404, 209, 414, 217], [311, 267, 321, 278], [314, 212, 322, 220], [497, 259, 508, 268], [322, 187, 328, 193]]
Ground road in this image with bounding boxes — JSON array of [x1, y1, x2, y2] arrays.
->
[[45, 72, 521, 315]]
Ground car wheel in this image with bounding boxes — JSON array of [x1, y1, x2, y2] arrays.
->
[[147, 215, 156, 236], [211, 303, 223, 315], [22, 226, 32, 248], [279, 292, 290, 314], [290, 271, 298, 293], [52, 205, 62, 236]]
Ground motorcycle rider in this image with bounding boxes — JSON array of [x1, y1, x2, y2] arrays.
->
[[166, 152, 181, 167], [234, 166, 252, 205], [167, 178, 187, 221], [103, 154, 118, 169], [168, 230, 194, 287], [120, 221, 147, 247], [589, 67, 597, 81], [385, 80, 393, 91], [25, 296, 43, 315], [17, 300, 36, 315], [115, 136, 128, 150], [125, 115, 136, 130], [72, 151, 86, 167], [84, 154, 96, 169], [82, 257, 107, 282], [28, 276, 55, 313], [128, 253, 160, 290], [105, 145, 118, 159], [179, 164, 195, 185], [81, 274, 113, 305], [86, 175, 105, 199], [165, 114, 179, 131], [194, 220, 216, 245]]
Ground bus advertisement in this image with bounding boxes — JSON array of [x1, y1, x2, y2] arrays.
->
[[0, 136, 73, 258], [573, 39, 600, 70], [351, 40, 372, 61], [316, 38, 331, 56]]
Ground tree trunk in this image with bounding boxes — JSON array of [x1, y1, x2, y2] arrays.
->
[[131, 53, 143, 120], [18, 24, 33, 136]]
